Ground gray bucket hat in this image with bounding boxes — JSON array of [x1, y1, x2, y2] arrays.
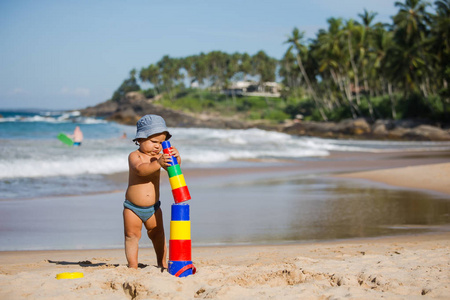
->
[[133, 114, 172, 141]]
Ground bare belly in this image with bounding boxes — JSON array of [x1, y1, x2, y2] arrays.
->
[[125, 184, 159, 207]]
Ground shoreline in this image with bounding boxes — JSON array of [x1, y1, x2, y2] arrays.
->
[[1, 226, 449, 255], [1, 230, 449, 262]]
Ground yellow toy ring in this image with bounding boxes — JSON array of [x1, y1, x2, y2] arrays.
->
[[56, 272, 84, 280]]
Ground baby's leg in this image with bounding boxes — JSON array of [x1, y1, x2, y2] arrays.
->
[[123, 208, 142, 269], [144, 208, 168, 269]]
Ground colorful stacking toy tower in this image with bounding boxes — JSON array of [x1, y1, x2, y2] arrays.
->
[[162, 141, 191, 204], [162, 141, 195, 277]]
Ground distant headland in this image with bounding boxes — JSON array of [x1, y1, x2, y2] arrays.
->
[[80, 91, 450, 141]]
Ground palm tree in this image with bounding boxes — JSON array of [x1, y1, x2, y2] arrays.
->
[[239, 53, 253, 81], [279, 50, 303, 99], [358, 9, 378, 28], [192, 53, 208, 88], [252, 50, 277, 84], [140, 64, 161, 95], [285, 27, 328, 120], [372, 28, 398, 118], [429, 0, 450, 118], [394, 0, 431, 45], [187, 53, 208, 101], [358, 9, 380, 119], [342, 19, 364, 109], [205, 51, 225, 92], [392, 0, 432, 98], [226, 52, 241, 104], [112, 69, 141, 102], [157, 55, 184, 100], [181, 55, 195, 87], [313, 18, 361, 118]]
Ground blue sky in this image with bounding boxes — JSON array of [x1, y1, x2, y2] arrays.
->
[[0, 0, 399, 110]]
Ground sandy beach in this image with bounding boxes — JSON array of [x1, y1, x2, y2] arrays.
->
[[339, 163, 450, 195], [1, 150, 449, 299], [0, 231, 449, 300]]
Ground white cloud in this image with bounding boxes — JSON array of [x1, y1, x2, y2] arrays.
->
[[60, 87, 91, 97]]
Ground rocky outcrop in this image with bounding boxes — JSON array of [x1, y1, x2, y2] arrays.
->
[[80, 92, 253, 129], [282, 118, 372, 139], [282, 118, 450, 141], [81, 92, 450, 141]]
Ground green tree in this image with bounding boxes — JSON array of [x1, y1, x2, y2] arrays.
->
[[357, 9, 381, 119], [372, 27, 398, 118], [313, 18, 361, 118], [111, 69, 140, 102], [429, 0, 450, 118], [279, 50, 302, 99], [392, 0, 431, 97], [139, 64, 161, 94], [285, 27, 328, 120], [252, 50, 277, 83], [239, 53, 253, 80], [157, 55, 184, 99]]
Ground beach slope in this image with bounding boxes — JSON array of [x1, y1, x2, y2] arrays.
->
[[336, 162, 450, 195]]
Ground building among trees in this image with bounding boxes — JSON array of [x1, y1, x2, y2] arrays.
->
[[222, 80, 281, 98]]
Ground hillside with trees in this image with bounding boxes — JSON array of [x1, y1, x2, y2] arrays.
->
[[83, 0, 449, 140]]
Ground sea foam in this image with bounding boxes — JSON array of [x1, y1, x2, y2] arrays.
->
[[1, 112, 450, 201]]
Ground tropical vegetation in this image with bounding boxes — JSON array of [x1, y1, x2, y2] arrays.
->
[[111, 0, 449, 123]]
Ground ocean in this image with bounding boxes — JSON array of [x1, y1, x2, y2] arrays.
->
[[1, 109, 450, 200], [1, 109, 450, 251]]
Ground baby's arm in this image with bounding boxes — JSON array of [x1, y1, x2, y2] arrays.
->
[[129, 152, 163, 176]]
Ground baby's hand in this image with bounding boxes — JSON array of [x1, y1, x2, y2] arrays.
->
[[169, 147, 182, 165], [157, 153, 172, 169]]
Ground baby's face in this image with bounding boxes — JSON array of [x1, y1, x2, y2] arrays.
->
[[138, 132, 167, 156]]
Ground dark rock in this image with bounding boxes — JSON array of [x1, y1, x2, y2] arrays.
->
[[282, 118, 450, 141], [81, 100, 118, 118], [80, 92, 253, 129], [283, 118, 371, 139], [387, 127, 411, 140], [372, 120, 389, 136], [405, 125, 450, 141], [333, 118, 371, 135], [394, 119, 432, 129]]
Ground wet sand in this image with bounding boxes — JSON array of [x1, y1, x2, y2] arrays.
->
[[336, 162, 450, 195], [0, 150, 449, 299]]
